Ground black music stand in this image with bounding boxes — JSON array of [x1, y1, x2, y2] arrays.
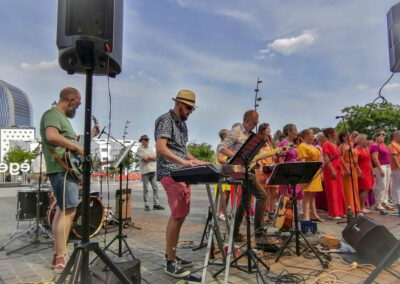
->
[[98, 143, 136, 260], [214, 133, 269, 282], [269, 162, 328, 268]]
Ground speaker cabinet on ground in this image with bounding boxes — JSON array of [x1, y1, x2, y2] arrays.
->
[[57, 0, 123, 76], [115, 188, 132, 222], [342, 216, 398, 266]]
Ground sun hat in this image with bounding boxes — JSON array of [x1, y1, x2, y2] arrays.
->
[[172, 89, 197, 108], [139, 134, 149, 142]]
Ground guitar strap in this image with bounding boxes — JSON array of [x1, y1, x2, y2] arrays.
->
[[44, 144, 72, 173]]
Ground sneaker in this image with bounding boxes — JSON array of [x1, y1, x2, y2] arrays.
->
[[254, 234, 280, 245], [164, 260, 190, 278], [54, 256, 66, 272], [145, 205, 151, 211], [176, 256, 193, 268], [153, 204, 165, 210], [234, 233, 247, 242]]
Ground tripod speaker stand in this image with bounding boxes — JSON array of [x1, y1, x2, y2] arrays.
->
[[56, 41, 131, 284], [271, 162, 329, 268]]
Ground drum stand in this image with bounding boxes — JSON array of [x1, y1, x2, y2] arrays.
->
[[0, 148, 53, 254]]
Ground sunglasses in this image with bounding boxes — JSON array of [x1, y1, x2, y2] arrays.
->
[[377, 133, 386, 137], [183, 104, 195, 111]]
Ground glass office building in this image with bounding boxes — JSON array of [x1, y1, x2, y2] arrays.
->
[[0, 80, 33, 127]]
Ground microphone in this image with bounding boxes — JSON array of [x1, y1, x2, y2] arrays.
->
[[98, 126, 107, 139]]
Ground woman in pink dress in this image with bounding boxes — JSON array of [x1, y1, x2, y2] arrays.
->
[[322, 128, 347, 219], [278, 124, 302, 200], [354, 134, 374, 214]]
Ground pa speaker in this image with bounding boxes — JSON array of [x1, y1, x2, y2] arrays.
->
[[56, 0, 123, 76], [387, 2, 400, 72], [342, 216, 398, 266]]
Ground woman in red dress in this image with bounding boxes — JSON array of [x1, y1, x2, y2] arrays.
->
[[355, 134, 374, 214], [322, 128, 347, 219]]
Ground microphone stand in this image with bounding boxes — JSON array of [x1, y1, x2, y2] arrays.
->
[[336, 116, 358, 224]]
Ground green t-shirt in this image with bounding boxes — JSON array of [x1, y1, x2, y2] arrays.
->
[[40, 107, 77, 174]]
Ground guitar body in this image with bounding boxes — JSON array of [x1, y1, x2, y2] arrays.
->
[[274, 195, 293, 230], [64, 138, 85, 180]]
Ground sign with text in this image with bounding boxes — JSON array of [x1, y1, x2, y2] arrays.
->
[[0, 163, 31, 175]]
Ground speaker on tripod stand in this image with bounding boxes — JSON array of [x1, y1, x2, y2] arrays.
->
[[55, 1, 132, 283]]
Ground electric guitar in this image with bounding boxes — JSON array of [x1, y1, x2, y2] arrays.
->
[[248, 144, 295, 170], [64, 116, 110, 180]]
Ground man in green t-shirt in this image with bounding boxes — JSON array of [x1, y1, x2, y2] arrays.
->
[[40, 87, 98, 271]]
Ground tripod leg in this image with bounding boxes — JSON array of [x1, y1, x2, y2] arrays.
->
[[275, 231, 295, 262], [298, 231, 326, 266], [57, 248, 80, 284], [94, 246, 132, 284], [122, 237, 136, 260], [90, 235, 118, 264], [69, 250, 84, 284], [249, 252, 268, 284], [0, 226, 33, 250]]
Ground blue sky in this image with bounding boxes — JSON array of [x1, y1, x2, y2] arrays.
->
[[1, 0, 400, 148]]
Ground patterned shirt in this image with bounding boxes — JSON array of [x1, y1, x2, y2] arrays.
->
[[217, 124, 251, 154], [154, 110, 188, 180]]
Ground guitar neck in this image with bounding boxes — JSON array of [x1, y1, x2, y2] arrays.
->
[[252, 147, 283, 163]]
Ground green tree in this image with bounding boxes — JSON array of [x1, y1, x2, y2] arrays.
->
[[4, 147, 37, 165], [336, 103, 400, 141], [187, 143, 215, 163]]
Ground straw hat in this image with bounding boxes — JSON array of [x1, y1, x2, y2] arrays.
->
[[172, 89, 197, 108]]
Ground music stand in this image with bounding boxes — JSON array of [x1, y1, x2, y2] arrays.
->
[[214, 133, 269, 282], [269, 162, 328, 268], [98, 143, 136, 259]]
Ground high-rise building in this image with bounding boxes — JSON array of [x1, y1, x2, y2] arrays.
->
[[0, 79, 33, 127], [0, 80, 35, 162]]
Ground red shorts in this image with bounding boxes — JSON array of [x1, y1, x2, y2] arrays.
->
[[160, 176, 191, 219]]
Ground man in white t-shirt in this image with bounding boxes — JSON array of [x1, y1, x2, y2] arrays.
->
[[137, 135, 165, 211]]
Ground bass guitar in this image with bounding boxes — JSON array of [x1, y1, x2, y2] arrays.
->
[[273, 195, 293, 230]]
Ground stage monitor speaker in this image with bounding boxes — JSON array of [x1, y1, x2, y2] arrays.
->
[[115, 188, 132, 221], [56, 0, 123, 76], [342, 216, 398, 267]]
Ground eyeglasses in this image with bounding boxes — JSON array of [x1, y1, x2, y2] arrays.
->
[[71, 97, 81, 105], [377, 133, 386, 137]]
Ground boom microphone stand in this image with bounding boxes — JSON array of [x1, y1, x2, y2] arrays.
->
[[57, 41, 131, 284], [336, 116, 358, 223]]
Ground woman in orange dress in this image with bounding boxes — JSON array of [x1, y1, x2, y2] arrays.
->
[[297, 129, 324, 221], [255, 123, 279, 219], [339, 132, 361, 214]]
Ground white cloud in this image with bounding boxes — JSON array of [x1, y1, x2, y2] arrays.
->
[[215, 10, 256, 23], [20, 59, 58, 71], [385, 82, 400, 90], [261, 30, 318, 56], [131, 70, 158, 84]]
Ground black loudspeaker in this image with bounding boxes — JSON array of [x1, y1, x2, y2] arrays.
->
[[56, 0, 123, 76], [387, 2, 400, 72], [90, 258, 141, 284], [342, 216, 398, 266]]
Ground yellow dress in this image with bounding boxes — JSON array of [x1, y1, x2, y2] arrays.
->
[[297, 143, 323, 192], [214, 154, 231, 193]]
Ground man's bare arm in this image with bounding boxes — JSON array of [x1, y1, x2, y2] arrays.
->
[[45, 126, 83, 155]]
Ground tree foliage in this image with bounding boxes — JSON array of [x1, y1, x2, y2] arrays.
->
[[336, 103, 400, 141], [187, 142, 215, 163], [3, 147, 37, 165]]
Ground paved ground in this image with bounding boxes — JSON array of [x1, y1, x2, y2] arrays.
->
[[0, 180, 399, 283]]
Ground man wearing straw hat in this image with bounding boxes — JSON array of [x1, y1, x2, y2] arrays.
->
[[155, 89, 208, 278]]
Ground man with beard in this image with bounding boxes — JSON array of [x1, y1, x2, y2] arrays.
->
[[155, 90, 208, 278], [40, 87, 99, 271]]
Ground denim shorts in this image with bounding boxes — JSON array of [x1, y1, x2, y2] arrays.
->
[[48, 172, 79, 210]]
